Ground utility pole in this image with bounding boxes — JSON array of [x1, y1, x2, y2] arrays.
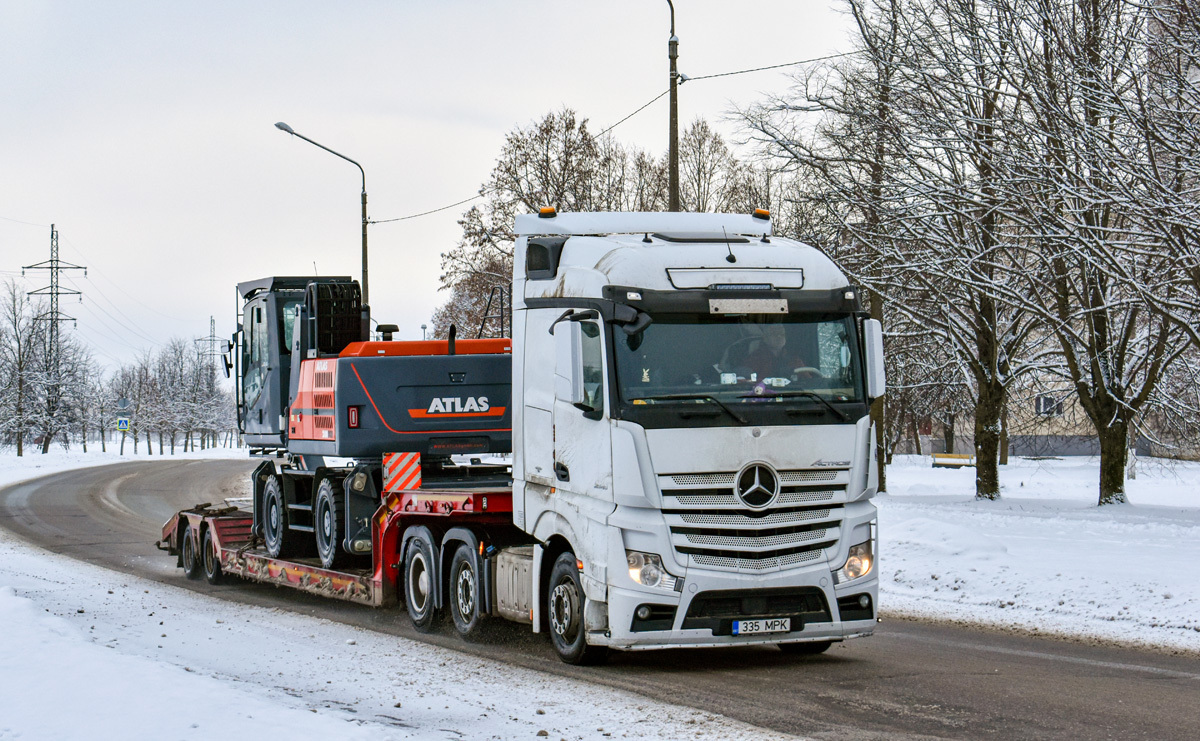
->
[[667, 0, 680, 212], [194, 316, 223, 451], [23, 224, 86, 451]]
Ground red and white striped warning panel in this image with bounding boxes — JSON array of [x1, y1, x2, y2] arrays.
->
[[383, 452, 422, 492]]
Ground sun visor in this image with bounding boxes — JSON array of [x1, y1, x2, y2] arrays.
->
[[666, 268, 804, 289]]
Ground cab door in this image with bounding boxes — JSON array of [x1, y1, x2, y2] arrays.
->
[[552, 318, 613, 503]]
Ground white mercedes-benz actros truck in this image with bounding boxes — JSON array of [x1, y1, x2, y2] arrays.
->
[[511, 208, 884, 663]]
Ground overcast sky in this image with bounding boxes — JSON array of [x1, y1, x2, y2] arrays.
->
[[0, 1, 850, 371]]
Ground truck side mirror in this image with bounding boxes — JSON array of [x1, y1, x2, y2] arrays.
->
[[863, 318, 886, 399], [554, 321, 585, 406]]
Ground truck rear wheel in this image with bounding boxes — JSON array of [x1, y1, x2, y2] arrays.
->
[[449, 543, 488, 639], [547, 552, 608, 665], [314, 478, 348, 569], [262, 476, 302, 559], [180, 523, 201, 580], [202, 527, 224, 585], [404, 534, 439, 632]]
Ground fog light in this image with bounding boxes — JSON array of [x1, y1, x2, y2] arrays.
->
[[351, 472, 368, 492], [636, 605, 652, 620], [859, 594, 870, 608]]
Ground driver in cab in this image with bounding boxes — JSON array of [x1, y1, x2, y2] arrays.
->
[[744, 323, 820, 382]]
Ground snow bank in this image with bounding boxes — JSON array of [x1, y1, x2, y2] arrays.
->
[[880, 456, 1200, 653], [0, 450, 793, 740]]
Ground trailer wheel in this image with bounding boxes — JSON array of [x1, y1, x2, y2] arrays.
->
[[202, 527, 224, 585], [180, 523, 201, 580], [547, 552, 608, 665], [449, 543, 488, 639], [314, 478, 347, 569], [778, 640, 832, 656], [262, 476, 301, 559], [404, 535, 439, 632]]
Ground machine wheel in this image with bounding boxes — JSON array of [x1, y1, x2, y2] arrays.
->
[[449, 543, 488, 639], [314, 478, 348, 569], [547, 552, 608, 665], [261, 475, 302, 559], [404, 534, 439, 632], [180, 523, 201, 580], [202, 527, 224, 585], [779, 640, 832, 655]]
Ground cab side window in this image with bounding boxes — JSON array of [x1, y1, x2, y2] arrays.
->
[[580, 321, 604, 413]]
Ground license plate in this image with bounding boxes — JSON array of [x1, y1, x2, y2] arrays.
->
[[733, 617, 790, 635]]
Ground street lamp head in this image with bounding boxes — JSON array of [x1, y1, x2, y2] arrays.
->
[[274, 121, 295, 135]]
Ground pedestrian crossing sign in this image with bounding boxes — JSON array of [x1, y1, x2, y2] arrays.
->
[[117, 417, 129, 431]]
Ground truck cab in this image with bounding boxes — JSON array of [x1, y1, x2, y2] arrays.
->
[[511, 211, 884, 657]]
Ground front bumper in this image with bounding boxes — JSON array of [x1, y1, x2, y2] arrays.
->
[[596, 567, 878, 650]]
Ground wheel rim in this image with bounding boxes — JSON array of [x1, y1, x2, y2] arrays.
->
[[455, 563, 476, 620], [265, 495, 280, 547], [550, 579, 579, 640], [408, 551, 430, 614], [182, 530, 195, 569], [317, 494, 333, 556], [203, 534, 217, 575]]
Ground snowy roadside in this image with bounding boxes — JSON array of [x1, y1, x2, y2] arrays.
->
[[879, 455, 1200, 654], [0, 451, 797, 741]]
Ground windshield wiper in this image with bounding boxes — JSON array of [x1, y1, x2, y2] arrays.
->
[[631, 394, 749, 425], [738, 390, 849, 422]]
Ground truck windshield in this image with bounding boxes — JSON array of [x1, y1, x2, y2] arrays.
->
[[612, 313, 866, 427]]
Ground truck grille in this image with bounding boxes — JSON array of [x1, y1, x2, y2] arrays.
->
[[661, 469, 847, 573]]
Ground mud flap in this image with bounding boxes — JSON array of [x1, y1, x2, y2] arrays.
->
[[250, 459, 275, 539], [343, 462, 379, 554]]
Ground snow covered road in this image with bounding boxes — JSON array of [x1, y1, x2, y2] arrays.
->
[[2, 450, 1199, 740]]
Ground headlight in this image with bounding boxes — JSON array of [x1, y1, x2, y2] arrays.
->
[[626, 550, 679, 591], [835, 540, 874, 584]]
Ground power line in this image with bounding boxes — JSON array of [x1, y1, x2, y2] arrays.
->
[[370, 51, 857, 225], [685, 51, 860, 82], [0, 214, 49, 228]]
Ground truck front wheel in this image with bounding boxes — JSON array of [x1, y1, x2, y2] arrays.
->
[[314, 478, 347, 569], [404, 535, 439, 632], [449, 543, 488, 639], [547, 553, 608, 665]]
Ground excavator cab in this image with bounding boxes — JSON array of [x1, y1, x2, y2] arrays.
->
[[233, 276, 364, 449]]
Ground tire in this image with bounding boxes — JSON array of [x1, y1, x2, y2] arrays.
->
[[180, 523, 201, 580], [202, 527, 224, 585], [449, 543, 488, 639], [261, 475, 301, 559], [404, 534, 439, 632], [779, 640, 832, 655], [547, 552, 608, 665], [314, 478, 347, 569]]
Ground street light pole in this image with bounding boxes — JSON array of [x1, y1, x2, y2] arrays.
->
[[667, 0, 680, 212], [274, 122, 371, 307]]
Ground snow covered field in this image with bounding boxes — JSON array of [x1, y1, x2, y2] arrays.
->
[[0, 450, 790, 741], [880, 455, 1200, 653]]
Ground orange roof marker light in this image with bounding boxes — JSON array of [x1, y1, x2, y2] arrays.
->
[[539, 206, 557, 219], [752, 208, 770, 221]]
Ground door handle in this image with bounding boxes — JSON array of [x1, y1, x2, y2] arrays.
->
[[554, 462, 570, 482]]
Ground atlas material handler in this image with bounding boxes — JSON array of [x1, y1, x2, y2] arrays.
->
[[161, 209, 886, 665]]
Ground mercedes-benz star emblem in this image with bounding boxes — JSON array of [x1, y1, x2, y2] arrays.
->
[[735, 463, 780, 509]]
